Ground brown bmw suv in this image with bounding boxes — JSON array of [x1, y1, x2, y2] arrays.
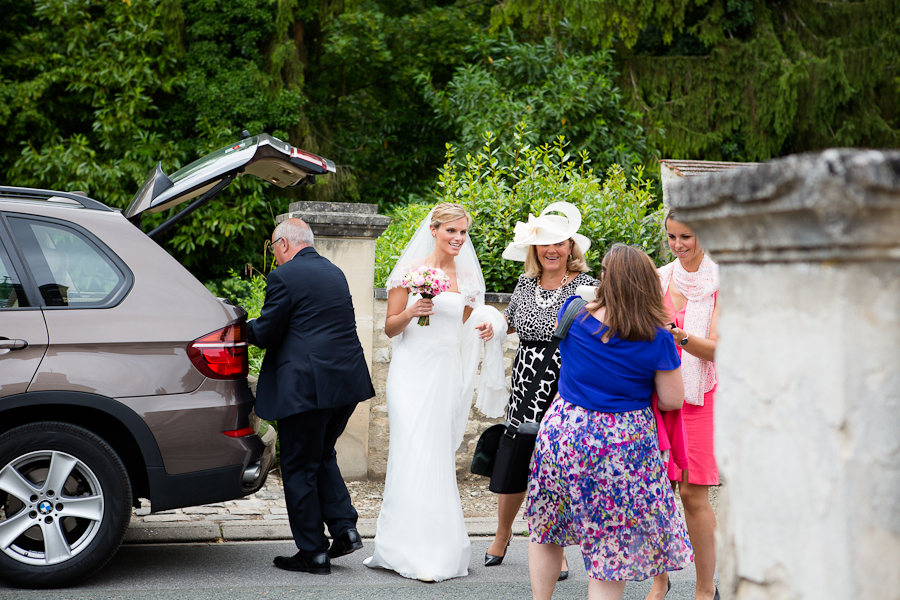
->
[[0, 133, 333, 588]]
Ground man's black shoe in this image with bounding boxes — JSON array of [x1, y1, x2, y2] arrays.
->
[[273, 551, 331, 574], [328, 529, 364, 559]]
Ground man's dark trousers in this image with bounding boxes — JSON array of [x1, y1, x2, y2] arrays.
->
[[278, 404, 359, 554]]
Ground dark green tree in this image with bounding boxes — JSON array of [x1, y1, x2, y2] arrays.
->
[[303, 0, 490, 210], [1, 0, 185, 205], [0, 0, 316, 280], [418, 28, 658, 178], [491, 0, 900, 161]]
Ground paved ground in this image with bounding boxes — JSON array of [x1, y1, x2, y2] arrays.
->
[[126, 472, 530, 543], [0, 539, 707, 599], [0, 472, 718, 597], [127, 469, 719, 545]]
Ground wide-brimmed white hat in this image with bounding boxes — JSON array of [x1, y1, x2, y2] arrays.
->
[[501, 201, 591, 262]]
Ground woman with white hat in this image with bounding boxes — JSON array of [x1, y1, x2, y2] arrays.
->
[[483, 202, 598, 578]]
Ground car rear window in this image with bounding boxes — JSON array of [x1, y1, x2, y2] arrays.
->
[[8, 217, 128, 308], [169, 137, 257, 184]]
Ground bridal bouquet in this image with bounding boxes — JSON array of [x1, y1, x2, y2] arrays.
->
[[401, 266, 451, 326]]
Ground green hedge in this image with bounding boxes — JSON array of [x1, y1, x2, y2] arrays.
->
[[375, 125, 667, 292]]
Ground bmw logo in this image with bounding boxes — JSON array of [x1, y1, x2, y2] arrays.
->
[[38, 500, 53, 515]]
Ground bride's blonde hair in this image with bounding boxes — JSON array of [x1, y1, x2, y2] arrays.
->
[[430, 203, 472, 229]]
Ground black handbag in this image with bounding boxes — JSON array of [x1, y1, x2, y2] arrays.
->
[[470, 297, 587, 492], [488, 420, 541, 493], [470, 423, 506, 477]]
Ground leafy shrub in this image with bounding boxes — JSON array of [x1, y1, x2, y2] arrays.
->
[[376, 124, 667, 292]]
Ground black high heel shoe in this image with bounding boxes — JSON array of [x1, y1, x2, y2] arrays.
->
[[484, 534, 513, 567]]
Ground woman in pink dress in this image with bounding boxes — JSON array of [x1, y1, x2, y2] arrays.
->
[[645, 210, 720, 600]]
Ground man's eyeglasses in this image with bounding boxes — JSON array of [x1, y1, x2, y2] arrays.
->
[[265, 236, 283, 252]]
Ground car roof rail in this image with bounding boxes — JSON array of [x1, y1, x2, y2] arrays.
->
[[0, 186, 113, 212]]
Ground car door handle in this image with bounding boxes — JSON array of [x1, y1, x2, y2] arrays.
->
[[0, 338, 28, 350]]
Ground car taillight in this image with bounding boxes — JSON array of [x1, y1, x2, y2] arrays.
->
[[187, 324, 249, 379], [222, 427, 255, 438], [290, 147, 326, 170]]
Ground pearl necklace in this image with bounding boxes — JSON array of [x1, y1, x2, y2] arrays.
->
[[534, 271, 570, 309]]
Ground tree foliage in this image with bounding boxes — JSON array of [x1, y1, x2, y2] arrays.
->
[[2, 0, 185, 206], [0, 0, 312, 281], [494, 0, 700, 48], [620, 0, 900, 161], [306, 0, 488, 210], [491, 0, 900, 161], [2, 0, 897, 288], [419, 28, 658, 179]]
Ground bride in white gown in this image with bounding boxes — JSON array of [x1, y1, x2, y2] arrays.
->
[[363, 203, 508, 582]]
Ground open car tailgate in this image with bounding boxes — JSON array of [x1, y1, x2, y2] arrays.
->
[[125, 133, 336, 220]]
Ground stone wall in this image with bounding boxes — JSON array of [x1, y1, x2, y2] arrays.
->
[[368, 291, 516, 481]]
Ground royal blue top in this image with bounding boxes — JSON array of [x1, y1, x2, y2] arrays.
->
[[557, 296, 681, 413]]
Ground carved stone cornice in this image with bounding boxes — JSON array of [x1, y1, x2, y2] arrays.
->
[[279, 201, 391, 238]]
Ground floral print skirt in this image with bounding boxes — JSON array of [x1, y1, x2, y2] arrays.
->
[[526, 396, 694, 581]]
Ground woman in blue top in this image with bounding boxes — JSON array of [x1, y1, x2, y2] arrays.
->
[[526, 244, 694, 600]]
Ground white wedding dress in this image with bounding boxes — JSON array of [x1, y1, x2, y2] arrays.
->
[[364, 208, 508, 581], [364, 291, 471, 581]]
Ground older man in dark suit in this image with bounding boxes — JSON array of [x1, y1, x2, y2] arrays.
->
[[247, 218, 375, 574]]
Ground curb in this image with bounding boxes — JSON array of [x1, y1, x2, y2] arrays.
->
[[124, 517, 528, 545]]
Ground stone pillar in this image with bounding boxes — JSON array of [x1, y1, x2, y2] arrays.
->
[[668, 150, 900, 600], [278, 201, 390, 480]]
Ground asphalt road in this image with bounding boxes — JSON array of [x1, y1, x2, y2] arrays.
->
[[0, 538, 707, 600]]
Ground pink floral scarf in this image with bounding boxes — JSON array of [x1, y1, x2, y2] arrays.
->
[[657, 254, 719, 406]]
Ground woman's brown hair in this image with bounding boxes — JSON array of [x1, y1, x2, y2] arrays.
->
[[586, 244, 668, 342], [665, 208, 677, 225]]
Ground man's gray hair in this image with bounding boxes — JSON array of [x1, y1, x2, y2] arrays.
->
[[274, 218, 315, 248]]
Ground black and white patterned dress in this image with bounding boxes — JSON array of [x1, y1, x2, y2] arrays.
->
[[504, 272, 600, 423]]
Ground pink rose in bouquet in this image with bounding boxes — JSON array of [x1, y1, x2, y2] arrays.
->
[[400, 266, 451, 326]]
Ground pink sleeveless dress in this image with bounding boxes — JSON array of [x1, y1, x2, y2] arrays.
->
[[664, 290, 719, 486]]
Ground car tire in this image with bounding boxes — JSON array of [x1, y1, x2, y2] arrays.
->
[[0, 422, 132, 588]]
